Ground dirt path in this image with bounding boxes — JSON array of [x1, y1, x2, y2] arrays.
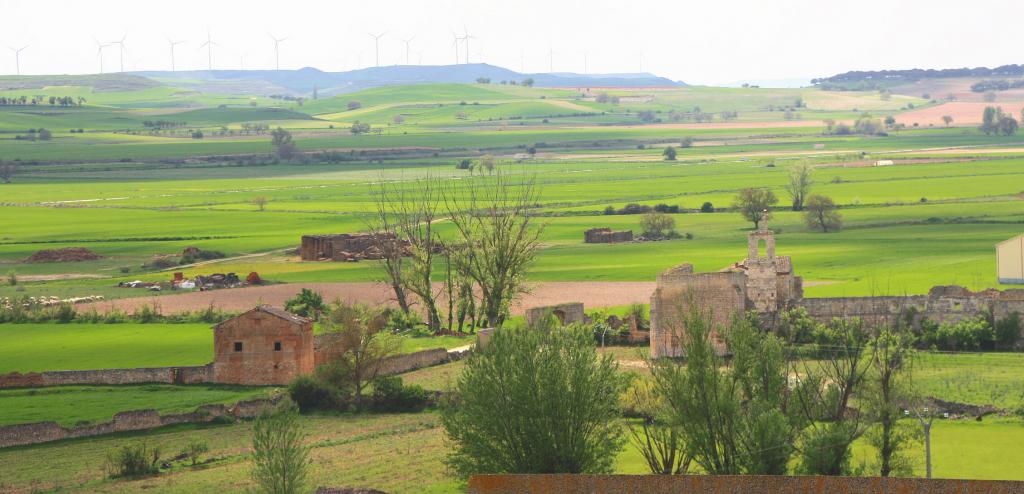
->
[[80, 281, 658, 315]]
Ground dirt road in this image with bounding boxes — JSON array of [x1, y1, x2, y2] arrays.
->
[[81, 281, 658, 315]]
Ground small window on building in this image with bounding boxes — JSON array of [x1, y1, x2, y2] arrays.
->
[[234, 342, 243, 352], [274, 341, 282, 351]]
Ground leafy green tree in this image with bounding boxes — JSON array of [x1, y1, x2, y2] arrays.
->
[[733, 188, 778, 229], [251, 403, 309, 494], [662, 146, 676, 161], [865, 330, 916, 477], [803, 194, 842, 232], [641, 211, 675, 239], [271, 127, 297, 159], [441, 324, 626, 477], [785, 163, 813, 211], [317, 302, 400, 406], [284, 288, 325, 319]]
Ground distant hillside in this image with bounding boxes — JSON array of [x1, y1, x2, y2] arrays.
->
[[133, 64, 682, 97], [0, 74, 160, 92], [814, 65, 1024, 88]]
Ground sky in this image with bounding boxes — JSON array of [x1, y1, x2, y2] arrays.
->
[[2, 0, 1022, 86]]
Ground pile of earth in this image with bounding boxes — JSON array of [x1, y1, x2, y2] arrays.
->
[[25, 247, 102, 263]]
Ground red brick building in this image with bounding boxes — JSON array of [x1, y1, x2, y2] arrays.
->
[[212, 306, 315, 385]]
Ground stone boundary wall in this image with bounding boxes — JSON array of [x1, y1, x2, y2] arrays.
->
[[0, 395, 282, 449], [378, 348, 453, 376], [468, 474, 1024, 494], [584, 228, 633, 244], [0, 364, 213, 389]]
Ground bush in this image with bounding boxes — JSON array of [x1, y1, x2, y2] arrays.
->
[[371, 376, 431, 412], [700, 202, 714, 213], [921, 317, 993, 351], [284, 288, 325, 320], [104, 441, 161, 478], [995, 312, 1022, 349], [679, 136, 694, 148], [288, 375, 341, 413], [251, 403, 309, 494], [6, 270, 15, 286]]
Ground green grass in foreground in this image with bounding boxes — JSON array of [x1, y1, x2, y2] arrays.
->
[[0, 412, 1021, 494], [0, 385, 276, 427]]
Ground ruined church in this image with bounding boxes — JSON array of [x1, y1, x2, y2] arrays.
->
[[651, 224, 1024, 357]]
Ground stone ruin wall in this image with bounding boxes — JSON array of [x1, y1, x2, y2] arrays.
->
[[0, 364, 213, 389], [584, 228, 634, 244], [300, 233, 405, 261], [0, 396, 282, 449], [525, 302, 586, 327], [650, 272, 747, 358], [798, 287, 1024, 331]]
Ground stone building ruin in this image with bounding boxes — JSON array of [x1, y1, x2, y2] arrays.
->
[[300, 233, 411, 262], [212, 306, 315, 385], [650, 223, 802, 357], [584, 228, 634, 244], [651, 224, 1024, 357], [525, 302, 586, 327]]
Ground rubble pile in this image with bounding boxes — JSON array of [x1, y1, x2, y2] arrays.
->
[[25, 247, 102, 263]]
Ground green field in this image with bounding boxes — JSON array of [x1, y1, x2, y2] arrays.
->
[[0, 411, 1021, 493], [0, 323, 472, 375]]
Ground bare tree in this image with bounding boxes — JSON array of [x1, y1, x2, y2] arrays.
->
[[445, 171, 544, 328], [942, 115, 953, 127], [252, 196, 268, 211], [372, 177, 445, 332], [317, 302, 400, 406], [271, 127, 297, 159], [367, 186, 413, 315], [785, 163, 813, 211]]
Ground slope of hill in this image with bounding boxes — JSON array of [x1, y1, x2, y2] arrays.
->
[[133, 64, 683, 96]]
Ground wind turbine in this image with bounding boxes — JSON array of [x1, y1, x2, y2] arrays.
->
[[368, 32, 386, 67], [110, 34, 127, 72], [548, 45, 556, 73], [199, 31, 217, 70], [402, 35, 415, 65], [450, 31, 462, 65], [269, 33, 287, 70], [583, 52, 589, 75], [9, 44, 28, 76], [167, 38, 184, 72], [94, 40, 109, 74], [462, 26, 475, 64]]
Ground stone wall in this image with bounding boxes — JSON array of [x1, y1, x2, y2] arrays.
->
[[300, 233, 408, 262], [525, 302, 586, 327], [0, 396, 281, 449], [467, 474, 1024, 494], [377, 348, 451, 376], [0, 364, 213, 389], [584, 228, 633, 244], [798, 286, 1024, 336], [650, 271, 746, 358]]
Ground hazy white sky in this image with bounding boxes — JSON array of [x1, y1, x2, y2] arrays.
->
[[3, 0, 1021, 85]]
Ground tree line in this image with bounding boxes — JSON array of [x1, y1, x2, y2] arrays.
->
[[0, 95, 85, 106]]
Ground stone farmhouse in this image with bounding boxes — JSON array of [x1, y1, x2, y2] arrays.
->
[[212, 306, 315, 385], [651, 224, 1024, 357]]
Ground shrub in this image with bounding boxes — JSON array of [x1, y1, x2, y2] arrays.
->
[[104, 441, 161, 478], [700, 202, 714, 213], [995, 312, 1022, 349], [288, 375, 341, 413], [370, 376, 431, 412], [6, 270, 15, 286], [679, 136, 694, 148], [132, 303, 161, 323], [251, 403, 309, 494], [55, 303, 76, 324]]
